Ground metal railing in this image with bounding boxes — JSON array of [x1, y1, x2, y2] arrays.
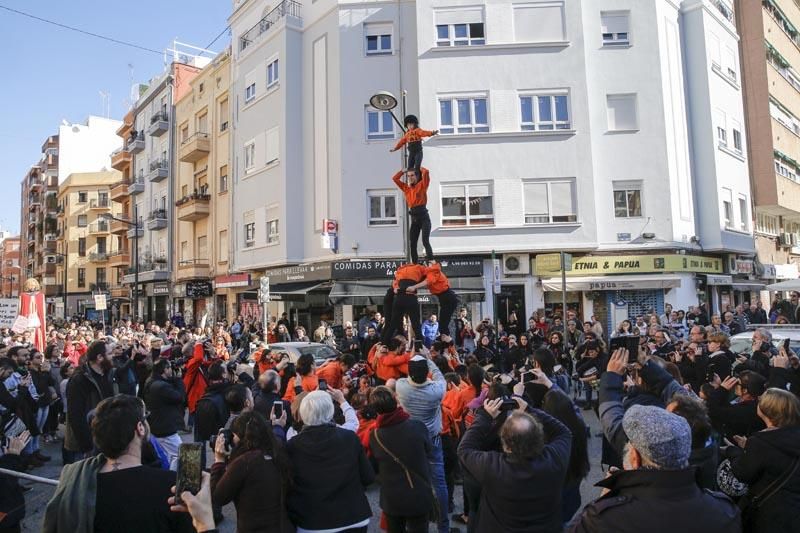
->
[[239, 0, 301, 51], [149, 158, 169, 172], [148, 209, 168, 220], [90, 198, 110, 209], [150, 110, 169, 124], [710, 0, 734, 24], [181, 132, 209, 145]]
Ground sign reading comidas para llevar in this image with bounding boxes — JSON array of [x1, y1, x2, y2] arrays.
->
[[535, 254, 723, 276]]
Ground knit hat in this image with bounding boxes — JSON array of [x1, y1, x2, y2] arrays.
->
[[408, 355, 429, 384], [622, 405, 691, 470]]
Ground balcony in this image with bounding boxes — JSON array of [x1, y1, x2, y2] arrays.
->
[[179, 132, 210, 162], [45, 284, 62, 298], [128, 177, 145, 195], [148, 159, 169, 182], [110, 180, 130, 202], [109, 215, 131, 234], [110, 286, 129, 298], [176, 193, 211, 221], [111, 147, 132, 170], [43, 262, 56, 276], [88, 220, 109, 234], [41, 135, 58, 154], [147, 111, 169, 136], [44, 240, 57, 254], [89, 198, 110, 210], [239, 0, 302, 52], [178, 258, 211, 279], [127, 226, 144, 239], [89, 252, 108, 263], [123, 260, 169, 283], [28, 198, 41, 211], [128, 131, 145, 154], [29, 177, 43, 193], [56, 205, 64, 218], [108, 250, 130, 268], [708, 0, 734, 25], [147, 209, 168, 230]]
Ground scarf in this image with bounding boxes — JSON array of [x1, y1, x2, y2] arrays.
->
[[376, 406, 410, 428]]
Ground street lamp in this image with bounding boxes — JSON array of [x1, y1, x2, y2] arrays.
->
[[101, 204, 140, 322]]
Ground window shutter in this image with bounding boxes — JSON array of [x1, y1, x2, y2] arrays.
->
[[600, 13, 627, 34], [436, 8, 483, 25], [550, 182, 574, 217], [524, 182, 548, 215], [266, 127, 280, 164], [513, 3, 565, 42]]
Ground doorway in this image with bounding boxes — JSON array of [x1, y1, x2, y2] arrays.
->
[[497, 285, 526, 327]]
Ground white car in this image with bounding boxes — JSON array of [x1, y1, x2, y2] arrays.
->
[[729, 327, 800, 355]]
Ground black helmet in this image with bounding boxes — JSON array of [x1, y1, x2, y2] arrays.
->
[[404, 114, 419, 127]]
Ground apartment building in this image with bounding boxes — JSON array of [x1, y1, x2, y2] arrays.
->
[[736, 0, 800, 292], [55, 171, 123, 318], [0, 236, 21, 298], [174, 49, 232, 324], [227, 0, 754, 330], [123, 58, 205, 324]]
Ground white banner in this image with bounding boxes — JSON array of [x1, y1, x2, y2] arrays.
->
[[0, 299, 19, 329]]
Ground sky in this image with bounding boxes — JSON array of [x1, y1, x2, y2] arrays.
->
[[0, 0, 232, 234]]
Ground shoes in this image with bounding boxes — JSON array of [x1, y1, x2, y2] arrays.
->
[[451, 513, 468, 525], [34, 451, 52, 462]]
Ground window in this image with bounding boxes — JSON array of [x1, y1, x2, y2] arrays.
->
[[757, 212, 779, 235], [441, 183, 494, 226], [601, 11, 629, 46], [267, 219, 279, 244], [245, 82, 256, 102], [524, 180, 577, 224], [78, 191, 88, 203], [98, 192, 109, 206], [724, 46, 738, 82], [733, 128, 742, 152], [77, 215, 87, 227], [775, 158, 798, 182], [520, 93, 570, 131], [513, 3, 565, 43], [180, 241, 188, 262], [366, 107, 395, 140], [197, 235, 208, 258], [365, 23, 392, 54], [96, 236, 106, 254], [722, 188, 733, 229], [219, 165, 228, 192], [77, 268, 85, 288], [606, 94, 638, 131], [436, 23, 485, 46], [78, 237, 86, 257], [96, 268, 106, 286], [244, 211, 255, 247], [267, 58, 279, 88], [266, 127, 279, 165], [613, 186, 642, 218], [197, 112, 208, 134], [368, 191, 398, 226], [245, 142, 255, 170], [439, 96, 489, 134], [769, 98, 800, 136], [218, 230, 228, 262], [181, 125, 189, 142], [709, 33, 721, 68], [219, 98, 229, 132], [738, 195, 749, 231]]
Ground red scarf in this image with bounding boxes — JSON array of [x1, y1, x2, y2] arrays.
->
[[376, 406, 410, 428]]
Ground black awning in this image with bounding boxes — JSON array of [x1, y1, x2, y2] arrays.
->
[[328, 277, 485, 306], [270, 281, 332, 302]]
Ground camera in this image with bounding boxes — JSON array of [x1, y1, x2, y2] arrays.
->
[[499, 396, 518, 412], [211, 428, 233, 454]]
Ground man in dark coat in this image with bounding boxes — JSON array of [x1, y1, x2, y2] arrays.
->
[[457, 393, 572, 533], [569, 405, 740, 533], [707, 371, 766, 440], [143, 358, 186, 467]]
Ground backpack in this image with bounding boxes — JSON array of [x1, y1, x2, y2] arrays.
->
[[194, 389, 229, 442]]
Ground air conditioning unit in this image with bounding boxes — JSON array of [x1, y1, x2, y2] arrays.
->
[[780, 233, 792, 247], [45, 255, 57, 264], [503, 254, 530, 275]]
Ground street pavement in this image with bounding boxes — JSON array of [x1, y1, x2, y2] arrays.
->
[[19, 408, 605, 532]]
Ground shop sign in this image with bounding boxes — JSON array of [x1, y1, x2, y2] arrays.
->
[[186, 281, 213, 299], [265, 263, 332, 284], [706, 274, 733, 285], [152, 284, 170, 296], [733, 260, 754, 275], [215, 273, 250, 288], [0, 299, 17, 328], [777, 263, 799, 280], [534, 253, 723, 276], [762, 264, 777, 279], [332, 256, 484, 280]]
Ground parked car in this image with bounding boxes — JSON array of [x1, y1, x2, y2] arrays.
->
[[255, 342, 341, 366], [729, 326, 800, 355]]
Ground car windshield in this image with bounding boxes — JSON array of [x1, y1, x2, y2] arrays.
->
[[298, 345, 339, 361]]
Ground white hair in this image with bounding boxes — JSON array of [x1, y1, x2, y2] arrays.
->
[[299, 390, 334, 426]]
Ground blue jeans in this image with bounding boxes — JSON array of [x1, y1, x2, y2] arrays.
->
[[24, 405, 49, 454], [430, 436, 450, 533]]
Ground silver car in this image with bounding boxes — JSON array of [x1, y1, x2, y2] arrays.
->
[[261, 342, 342, 366], [729, 327, 800, 355]]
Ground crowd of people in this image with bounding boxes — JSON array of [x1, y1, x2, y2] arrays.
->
[[1, 291, 800, 532]]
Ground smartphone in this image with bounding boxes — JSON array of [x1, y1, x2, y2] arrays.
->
[[217, 428, 233, 454], [522, 371, 535, 383], [610, 336, 640, 363], [272, 400, 283, 419], [318, 378, 328, 391], [783, 338, 791, 352], [413, 339, 424, 353], [175, 443, 203, 505], [499, 396, 518, 412]]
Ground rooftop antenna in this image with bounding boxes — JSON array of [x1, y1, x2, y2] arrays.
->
[[99, 90, 110, 118]]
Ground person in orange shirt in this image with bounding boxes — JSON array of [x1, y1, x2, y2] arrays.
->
[[374, 337, 411, 383], [407, 259, 460, 340], [315, 353, 355, 390], [391, 166, 433, 264], [389, 114, 438, 171], [283, 353, 319, 402], [381, 263, 427, 344]]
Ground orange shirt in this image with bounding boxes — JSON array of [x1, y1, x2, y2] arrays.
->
[[393, 263, 427, 289], [316, 361, 344, 390], [283, 374, 319, 402], [375, 351, 411, 381], [425, 263, 450, 295], [443, 386, 467, 426], [455, 386, 479, 424], [393, 127, 436, 150], [392, 168, 430, 209]]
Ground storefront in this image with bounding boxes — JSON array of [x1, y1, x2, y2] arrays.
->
[[535, 253, 723, 333], [759, 263, 799, 304], [215, 273, 251, 324], [146, 283, 170, 325], [172, 281, 214, 326]]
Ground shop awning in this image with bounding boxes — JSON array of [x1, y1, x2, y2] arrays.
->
[[270, 281, 332, 302], [767, 279, 800, 291], [729, 281, 766, 292], [328, 277, 486, 305], [540, 274, 682, 292]]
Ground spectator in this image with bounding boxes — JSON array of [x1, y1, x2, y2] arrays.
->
[[667, 394, 717, 490], [422, 314, 440, 348], [570, 405, 740, 532], [43, 395, 195, 533], [287, 391, 374, 532], [194, 361, 232, 445], [368, 386, 434, 533], [0, 431, 31, 532], [143, 358, 187, 468], [707, 371, 767, 440]]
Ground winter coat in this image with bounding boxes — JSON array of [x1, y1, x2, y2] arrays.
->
[[569, 469, 740, 533], [64, 365, 114, 453], [143, 375, 186, 438], [728, 426, 800, 532], [707, 389, 765, 440], [286, 424, 375, 530]]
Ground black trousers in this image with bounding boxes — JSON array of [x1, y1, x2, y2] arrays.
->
[[442, 433, 458, 509], [409, 207, 433, 264], [382, 288, 395, 342], [383, 288, 422, 342], [386, 514, 429, 533], [436, 289, 459, 339], [407, 143, 423, 171]]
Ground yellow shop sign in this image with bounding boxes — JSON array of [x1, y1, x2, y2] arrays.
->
[[534, 254, 723, 276]]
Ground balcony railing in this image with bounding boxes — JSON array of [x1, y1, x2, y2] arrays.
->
[[709, 0, 734, 24], [90, 282, 109, 292], [239, 0, 301, 52], [89, 252, 109, 263], [128, 177, 145, 195], [148, 111, 169, 137], [88, 220, 109, 234], [89, 198, 110, 209], [148, 159, 169, 182], [150, 111, 169, 124], [147, 209, 168, 230], [179, 132, 210, 162], [128, 130, 145, 154]]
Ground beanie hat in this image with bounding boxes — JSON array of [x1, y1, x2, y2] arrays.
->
[[408, 355, 429, 384], [622, 404, 691, 470], [404, 114, 419, 127]]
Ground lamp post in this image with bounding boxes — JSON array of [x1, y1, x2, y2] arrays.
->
[[369, 90, 411, 263], [101, 204, 139, 322]]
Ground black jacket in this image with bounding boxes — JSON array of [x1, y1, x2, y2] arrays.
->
[[368, 417, 434, 517], [458, 408, 572, 533], [65, 365, 114, 452], [569, 469, 740, 533], [707, 390, 765, 440], [706, 350, 734, 381], [144, 375, 186, 438], [0, 454, 25, 528], [728, 426, 800, 532], [252, 387, 293, 429], [286, 424, 374, 530]]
